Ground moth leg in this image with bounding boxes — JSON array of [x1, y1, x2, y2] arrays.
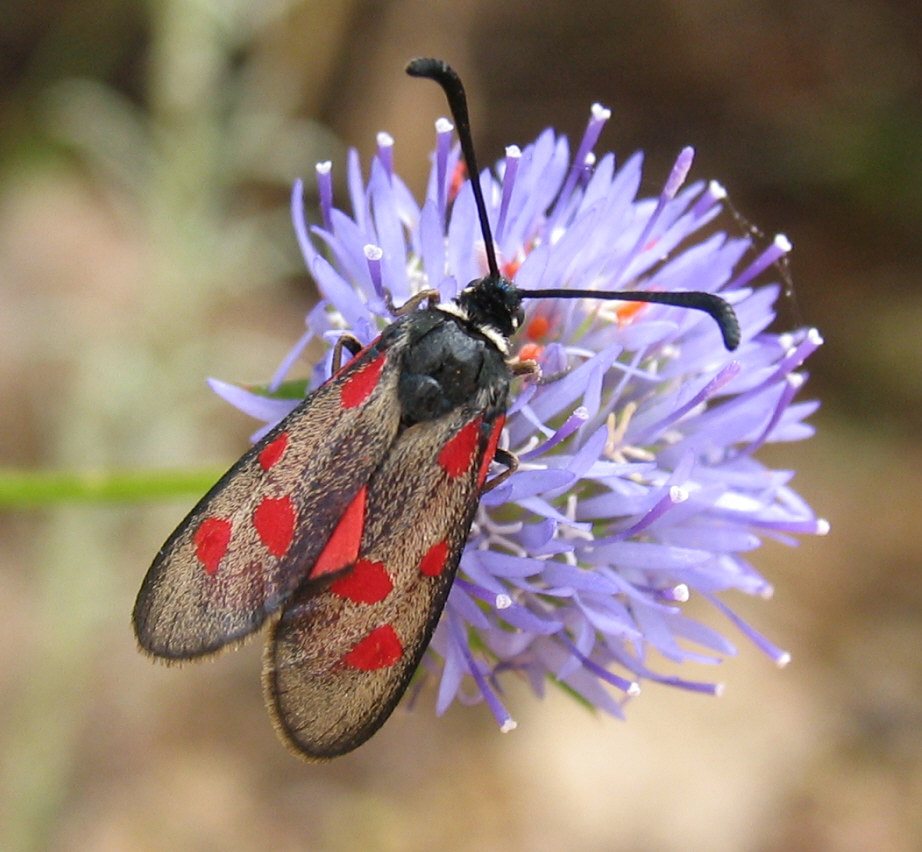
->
[[482, 448, 518, 493], [535, 365, 577, 385], [510, 359, 539, 378], [383, 287, 441, 316], [331, 333, 364, 372]]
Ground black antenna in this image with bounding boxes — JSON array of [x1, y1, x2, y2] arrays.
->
[[525, 288, 740, 350], [406, 58, 501, 280], [406, 58, 740, 351]]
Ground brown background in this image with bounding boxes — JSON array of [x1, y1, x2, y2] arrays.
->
[[1, 2, 919, 850]]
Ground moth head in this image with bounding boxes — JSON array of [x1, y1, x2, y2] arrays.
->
[[456, 275, 524, 340]]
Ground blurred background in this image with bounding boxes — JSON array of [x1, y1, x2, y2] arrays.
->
[[1, 1, 919, 850]]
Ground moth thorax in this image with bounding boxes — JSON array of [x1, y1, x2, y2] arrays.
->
[[456, 276, 524, 340]]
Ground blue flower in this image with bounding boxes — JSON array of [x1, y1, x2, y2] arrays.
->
[[211, 104, 827, 732]]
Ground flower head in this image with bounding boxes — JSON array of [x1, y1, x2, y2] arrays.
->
[[212, 104, 827, 731]]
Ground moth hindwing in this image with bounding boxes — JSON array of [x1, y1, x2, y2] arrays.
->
[[134, 301, 513, 759]]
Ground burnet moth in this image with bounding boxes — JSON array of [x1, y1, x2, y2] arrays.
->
[[133, 57, 741, 760]]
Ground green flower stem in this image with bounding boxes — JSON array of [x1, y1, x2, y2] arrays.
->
[[0, 468, 224, 507]]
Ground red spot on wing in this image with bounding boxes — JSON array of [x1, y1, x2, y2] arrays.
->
[[330, 558, 393, 604], [438, 417, 482, 478], [252, 496, 297, 557], [194, 517, 232, 575], [477, 415, 506, 487], [311, 487, 367, 579], [258, 432, 289, 470], [343, 624, 403, 671], [340, 353, 386, 409], [419, 540, 449, 577]]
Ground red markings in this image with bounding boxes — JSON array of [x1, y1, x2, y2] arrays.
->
[[193, 517, 232, 575], [448, 161, 467, 204], [253, 495, 297, 557], [343, 625, 403, 671], [419, 540, 449, 577], [477, 415, 505, 487], [519, 311, 553, 362], [438, 417, 482, 478], [258, 432, 289, 470], [340, 353, 386, 409], [330, 558, 393, 604], [518, 342, 544, 362], [614, 297, 648, 327], [501, 256, 522, 279], [525, 314, 551, 340], [311, 487, 367, 578]]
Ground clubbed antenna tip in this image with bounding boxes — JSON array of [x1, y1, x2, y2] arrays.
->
[[407, 57, 500, 280]]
